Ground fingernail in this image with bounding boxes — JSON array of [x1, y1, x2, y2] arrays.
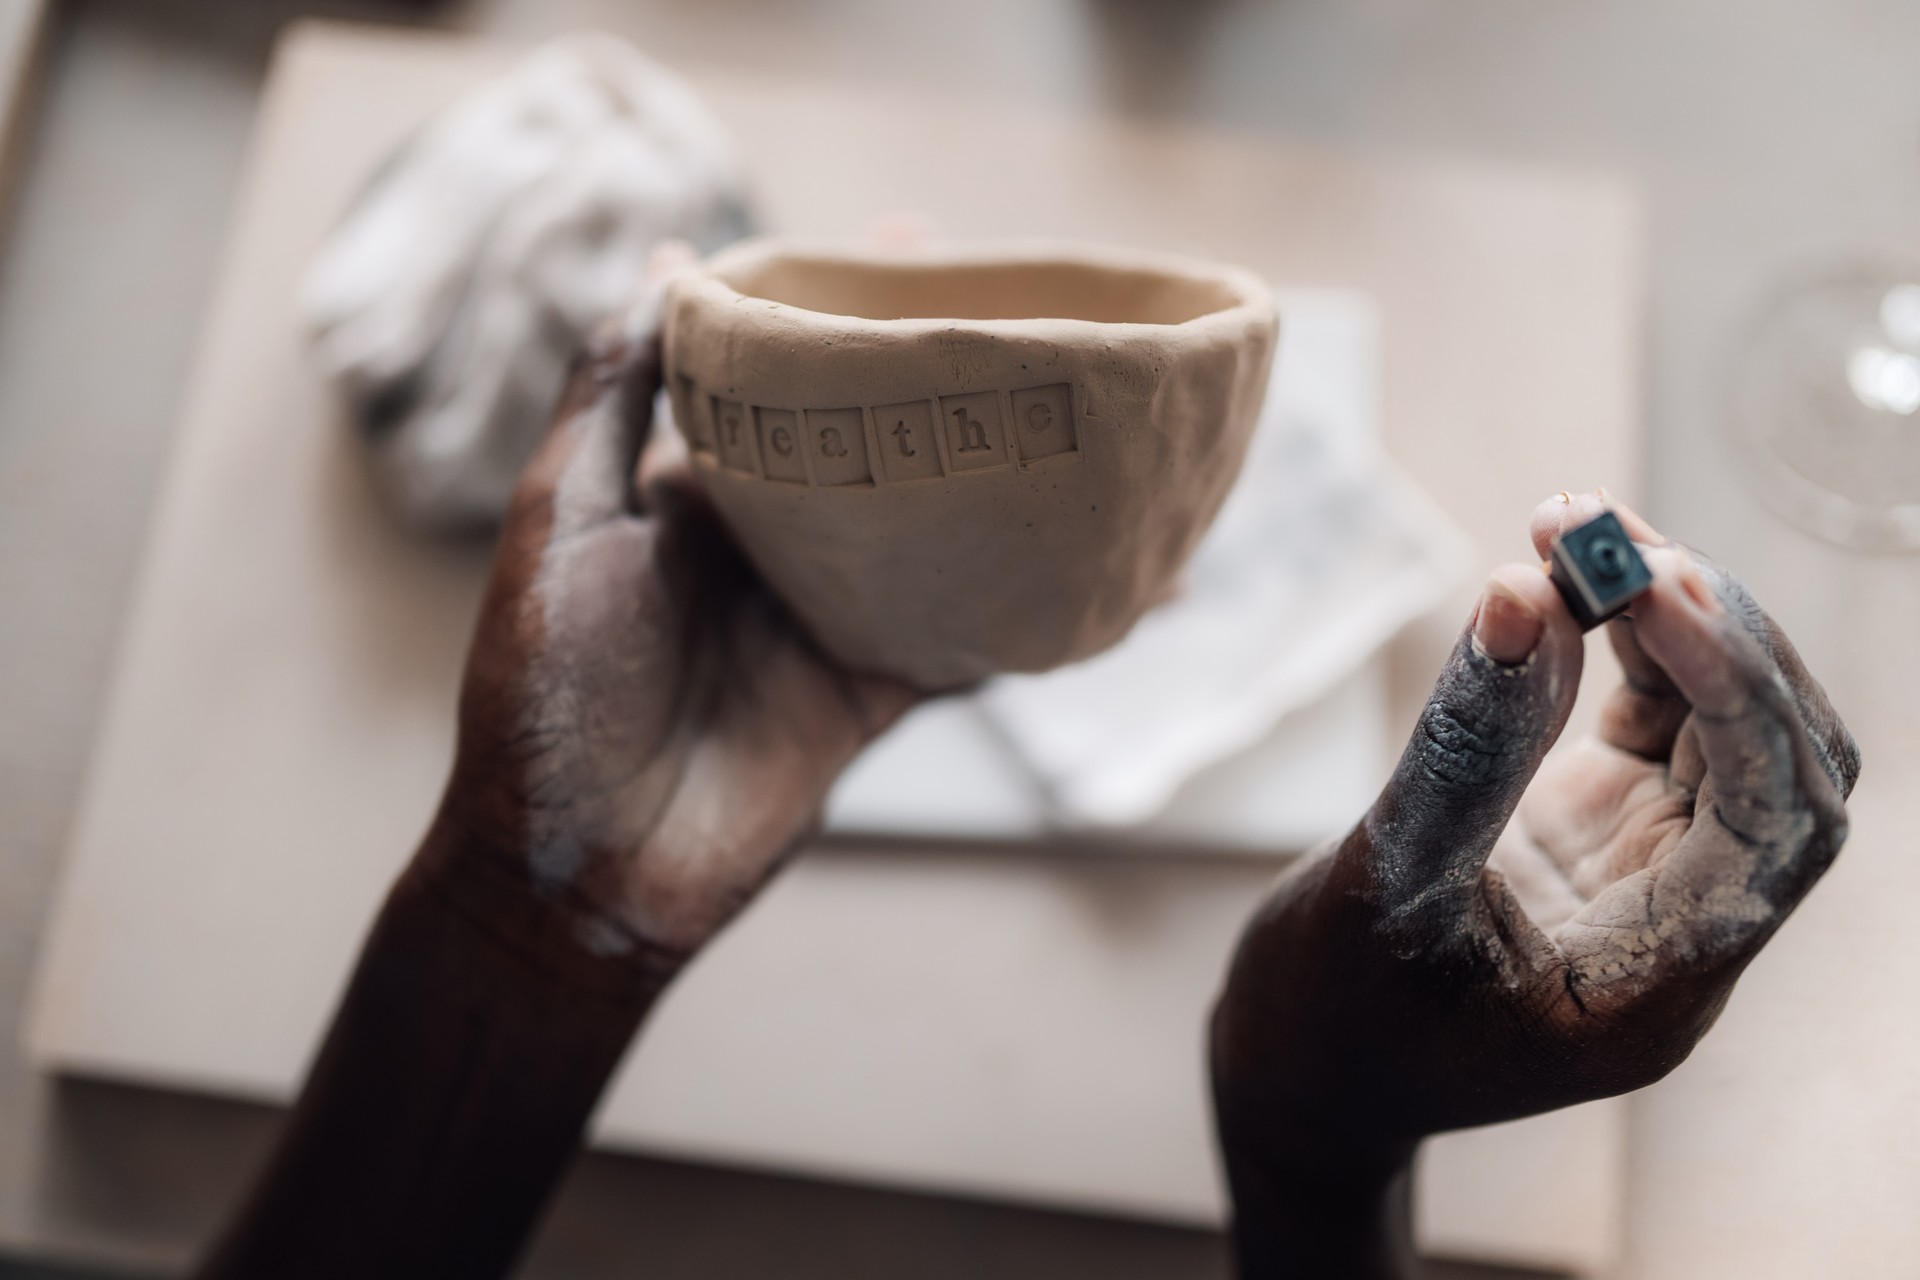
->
[[1474, 579, 1543, 665]]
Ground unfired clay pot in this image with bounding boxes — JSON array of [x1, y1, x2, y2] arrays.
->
[[662, 238, 1279, 689]]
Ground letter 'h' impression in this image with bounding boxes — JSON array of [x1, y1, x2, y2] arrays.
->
[[938, 392, 1009, 472]]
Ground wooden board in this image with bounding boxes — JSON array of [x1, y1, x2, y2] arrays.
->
[[23, 22, 1641, 1273]]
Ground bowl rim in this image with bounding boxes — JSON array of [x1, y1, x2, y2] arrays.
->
[[676, 235, 1277, 341]]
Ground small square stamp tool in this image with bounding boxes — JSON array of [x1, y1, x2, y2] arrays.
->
[[1549, 510, 1653, 630]]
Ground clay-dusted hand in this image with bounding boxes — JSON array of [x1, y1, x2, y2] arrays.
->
[[200, 279, 920, 1280], [1209, 492, 1860, 1279], [422, 293, 918, 971]]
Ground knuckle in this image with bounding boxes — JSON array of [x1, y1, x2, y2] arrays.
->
[[1414, 697, 1514, 789], [1687, 551, 1759, 622], [1827, 720, 1864, 797], [1810, 801, 1850, 863], [1713, 793, 1814, 859]]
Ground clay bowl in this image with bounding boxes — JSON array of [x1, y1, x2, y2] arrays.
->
[[662, 237, 1279, 689]]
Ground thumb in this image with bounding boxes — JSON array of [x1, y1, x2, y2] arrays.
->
[[1358, 564, 1584, 925]]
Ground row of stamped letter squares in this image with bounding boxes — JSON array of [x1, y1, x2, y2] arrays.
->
[[680, 380, 1080, 487]]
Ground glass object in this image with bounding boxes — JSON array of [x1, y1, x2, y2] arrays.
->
[[1730, 259, 1920, 551]]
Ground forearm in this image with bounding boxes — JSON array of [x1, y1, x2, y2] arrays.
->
[[197, 829, 677, 1280], [1217, 1138, 1418, 1280], [1210, 961, 1420, 1280]]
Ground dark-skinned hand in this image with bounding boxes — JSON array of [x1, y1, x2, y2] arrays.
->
[[1210, 491, 1860, 1278], [421, 277, 919, 972]]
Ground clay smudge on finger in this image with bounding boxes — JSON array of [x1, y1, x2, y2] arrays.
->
[[1560, 592, 1848, 999], [1365, 590, 1580, 950]]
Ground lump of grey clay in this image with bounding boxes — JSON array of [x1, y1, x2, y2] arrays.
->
[[302, 34, 752, 530]]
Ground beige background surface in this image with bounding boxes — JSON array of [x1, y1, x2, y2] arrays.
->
[[0, 1, 46, 204], [21, 22, 1634, 1275], [1, 2, 1915, 1279]]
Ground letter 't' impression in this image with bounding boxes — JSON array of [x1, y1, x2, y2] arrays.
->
[[874, 400, 944, 482]]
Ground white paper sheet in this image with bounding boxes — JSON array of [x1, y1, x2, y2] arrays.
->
[[830, 289, 1469, 848]]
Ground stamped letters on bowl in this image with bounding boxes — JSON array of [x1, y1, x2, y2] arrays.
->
[[711, 397, 760, 476], [874, 400, 946, 483], [938, 392, 1009, 472], [805, 408, 872, 486], [756, 407, 807, 484], [1009, 384, 1077, 460], [683, 381, 1079, 486]]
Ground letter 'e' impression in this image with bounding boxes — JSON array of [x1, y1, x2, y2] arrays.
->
[[1009, 384, 1077, 460]]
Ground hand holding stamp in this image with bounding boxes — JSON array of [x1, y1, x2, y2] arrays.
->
[[1210, 489, 1858, 1279]]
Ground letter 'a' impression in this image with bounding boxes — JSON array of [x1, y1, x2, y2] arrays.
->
[[806, 408, 872, 486]]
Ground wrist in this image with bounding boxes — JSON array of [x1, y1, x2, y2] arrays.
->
[[1218, 1138, 1418, 1280], [1212, 1057, 1419, 1211], [412, 807, 685, 1001], [1210, 997, 1420, 1280], [199, 852, 665, 1280]]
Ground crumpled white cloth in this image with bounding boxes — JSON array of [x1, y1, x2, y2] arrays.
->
[[301, 34, 751, 529], [975, 289, 1472, 828]]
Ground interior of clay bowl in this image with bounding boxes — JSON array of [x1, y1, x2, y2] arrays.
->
[[715, 252, 1246, 326]]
